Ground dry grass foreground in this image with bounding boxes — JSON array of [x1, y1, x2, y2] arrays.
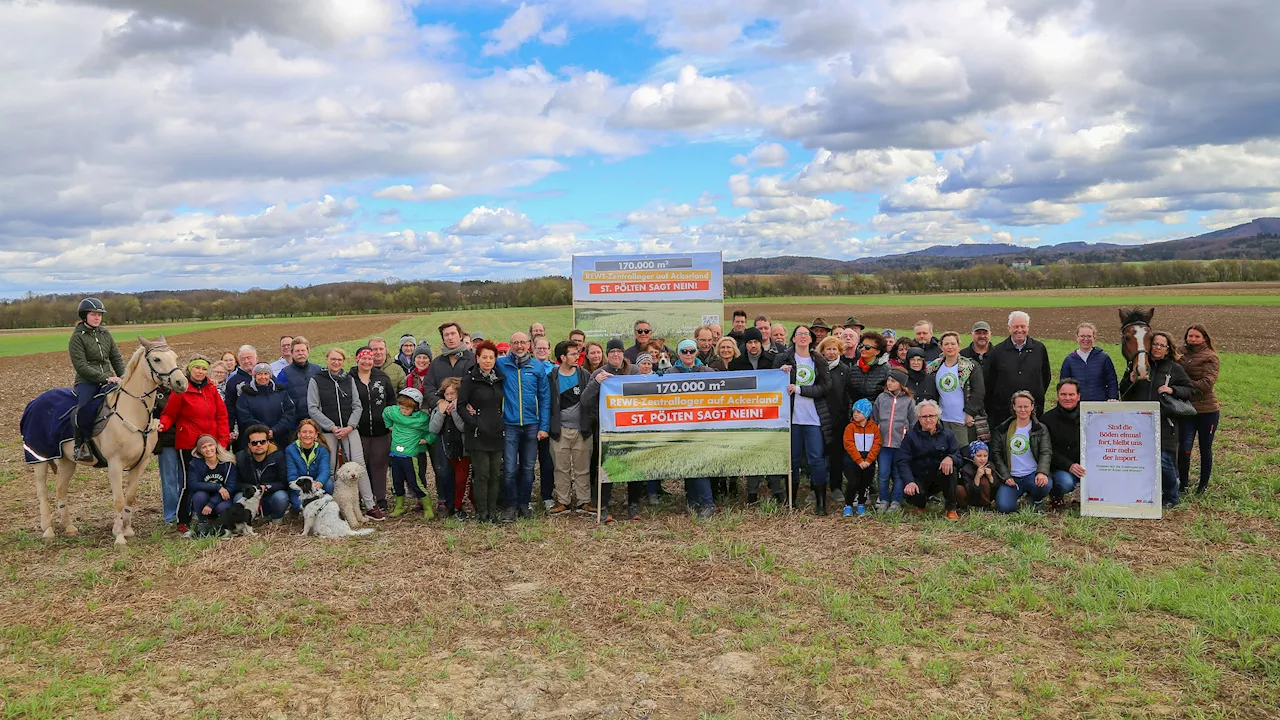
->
[[1, 310, 1279, 719]]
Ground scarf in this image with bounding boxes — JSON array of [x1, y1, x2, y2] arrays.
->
[[410, 365, 430, 389], [440, 343, 467, 359], [827, 357, 842, 371], [190, 377, 208, 390], [857, 356, 872, 373], [479, 367, 498, 383], [513, 351, 531, 362]]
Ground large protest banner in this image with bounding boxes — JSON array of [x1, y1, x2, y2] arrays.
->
[[1080, 401, 1162, 519], [597, 370, 790, 485], [572, 252, 723, 342]]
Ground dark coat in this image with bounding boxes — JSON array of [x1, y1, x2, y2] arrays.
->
[[235, 448, 288, 495], [1040, 404, 1081, 472], [223, 367, 254, 435], [1119, 355, 1194, 453], [990, 417, 1053, 480], [275, 360, 322, 424], [845, 358, 889, 407], [985, 336, 1052, 426], [424, 350, 476, 407], [68, 322, 126, 386], [825, 359, 851, 440], [458, 364, 505, 454], [895, 422, 960, 488], [775, 348, 834, 444], [730, 350, 775, 370], [236, 380, 297, 443], [1059, 348, 1118, 402], [350, 367, 393, 438], [548, 366, 591, 441]]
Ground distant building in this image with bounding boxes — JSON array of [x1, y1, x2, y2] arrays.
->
[[1011, 260, 1032, 270]]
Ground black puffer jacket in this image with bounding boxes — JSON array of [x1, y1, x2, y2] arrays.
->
[[458, 364, 505, 453], [825, 359, 851, 440], [845, 356, 889, 407], [1119, 355, 1194, 454], [350, 367, 393, 438]]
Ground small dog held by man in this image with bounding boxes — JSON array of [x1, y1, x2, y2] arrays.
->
[[212, 485, 261, 539], [290, 476, 374, 539]]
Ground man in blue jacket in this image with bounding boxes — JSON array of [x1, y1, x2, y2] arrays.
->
[[497, 332, 551, 522], [274, 336, 322, 427], [1058, 322, 1118, 402]]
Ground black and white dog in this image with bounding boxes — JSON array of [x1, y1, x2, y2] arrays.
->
[[213, 485, 261, 539], [290, 476, 374, 539]]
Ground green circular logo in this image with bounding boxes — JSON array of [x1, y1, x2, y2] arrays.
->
[[1010, 435, 1030, 455], [796, 365, 815, 386], [938, 373, 959, 393]]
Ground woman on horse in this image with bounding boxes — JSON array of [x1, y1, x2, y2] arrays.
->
[[69, 298, 125, 462]]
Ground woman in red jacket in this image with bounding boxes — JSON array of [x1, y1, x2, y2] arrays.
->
[[158, 356, 230, 529]]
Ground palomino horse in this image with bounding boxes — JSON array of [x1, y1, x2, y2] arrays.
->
[[25, 336, 187, 546], [1119, 307, 1156, 381]]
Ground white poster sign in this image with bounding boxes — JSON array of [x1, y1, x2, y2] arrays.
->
[[1080, 401, 1162, 519]]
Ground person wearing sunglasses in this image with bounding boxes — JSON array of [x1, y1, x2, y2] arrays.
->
[[624, 319, 654, 363], [234, 424, 290, 523]]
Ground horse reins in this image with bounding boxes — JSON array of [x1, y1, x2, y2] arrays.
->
[[105, 345, 182, 471]]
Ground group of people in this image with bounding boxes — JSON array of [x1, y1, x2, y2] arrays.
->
[[65, 297, 1223, 533]]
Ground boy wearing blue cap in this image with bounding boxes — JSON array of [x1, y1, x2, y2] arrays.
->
[[841, 398, 881, 516]]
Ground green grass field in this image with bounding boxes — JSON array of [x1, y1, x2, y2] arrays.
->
[[0, 314, 352, 358], [573, 300, 724, 341], [601, 429, 790, 484]]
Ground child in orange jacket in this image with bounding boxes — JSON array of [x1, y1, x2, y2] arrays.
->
[[842, 398, 882, 517]]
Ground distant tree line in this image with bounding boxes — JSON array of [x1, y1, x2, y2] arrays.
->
[[2, 258, 1276, 330], [725, 258, 1280, 297]]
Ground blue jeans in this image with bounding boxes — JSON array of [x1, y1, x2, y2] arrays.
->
[[877, 446, 899, 503], [1051, 469, 1078, 499], [503, 424, 539, 509], [1161, 450, 1179, 506], [158, 447, 185, 523], [791, 424, 828, 488], [684, 477, 713, 509], [257, 489, 290, 520], [74, 381, 102, 435], [995, 473, 1050, 513]]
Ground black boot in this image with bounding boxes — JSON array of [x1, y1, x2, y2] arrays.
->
[[746, 493, 758, 505], [814, 488, 828, 516], [1195, 480, 1209, 496], [72, 428, 93, 463]]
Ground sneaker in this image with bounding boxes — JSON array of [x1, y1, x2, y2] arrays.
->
[[648, 494, 661, 507], [599, 512, 614, 523], [498, 507, 517, 524], [888, 502, 901, 512], [1031, 500, 1046, 514], [578, 503, 598, 515], [856, 504, 868, 517], [876, 500, 890, 513], [389, 496, 406, 517], [177, 523, 191, 538], [365, 505, 386, 520], [945, 510, 960, 522], [435, 502, 447, 517], [517, 504, 533, 519], [842, 505, 853, 518], [1049, 496, 1066, 511], [543, 499, 555, 511], [376, 498, 390, 512], [548, 503, 569, 515], [910, 506, 926, 515], [696, 505, 716, 519], [453, 509, 469, 520], [628, 503, 641, 520]]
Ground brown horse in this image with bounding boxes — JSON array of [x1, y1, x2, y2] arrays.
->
[[25, 337, 187, 546], [1119, 307, 1155, 381]]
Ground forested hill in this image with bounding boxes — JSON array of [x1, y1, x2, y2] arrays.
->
[[726, 219, 1280, 274]]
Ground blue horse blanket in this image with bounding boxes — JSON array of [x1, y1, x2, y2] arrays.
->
[[21, 388, 105, 464]]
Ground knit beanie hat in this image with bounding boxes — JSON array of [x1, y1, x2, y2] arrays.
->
[[677, 339, 697, 353], [398, 334, 417, 348], [252, 362, 272, 375], [606, 338, 625, 353], [888, 368, 909, 386], [635, 353, 653, 366], [744, 327, 763, 343], [906, 347, 926, 361], [852, 398, 873, 418], [969, 440, 989, 456], [413, 343, 432, 358]]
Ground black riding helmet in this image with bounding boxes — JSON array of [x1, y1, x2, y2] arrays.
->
[[77, 297, 106, 322]]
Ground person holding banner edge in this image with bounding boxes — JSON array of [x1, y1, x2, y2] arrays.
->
[[775, 325, 832, 515]]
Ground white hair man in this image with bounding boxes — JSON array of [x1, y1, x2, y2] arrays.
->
[[895, 399, 962, 522], [224, 344, 259, 449], [985, 310, 1052, 429]]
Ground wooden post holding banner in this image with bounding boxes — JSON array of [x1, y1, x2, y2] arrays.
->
[[1080, 401, 1163, 519]]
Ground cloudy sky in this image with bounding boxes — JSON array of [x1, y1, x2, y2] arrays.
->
[[2, 0, 1278, 294]]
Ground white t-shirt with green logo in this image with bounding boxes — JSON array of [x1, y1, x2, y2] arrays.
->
[[1010, 424, 1036, 478], [792, 356, 820, 426], [936, 363, 964, 423]]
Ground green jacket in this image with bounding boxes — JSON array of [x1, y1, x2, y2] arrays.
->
[[69, 322, 126, 385], [382, 406, 437, 458], [379, 360, 407, 392], [990, 417, 1053, 480]]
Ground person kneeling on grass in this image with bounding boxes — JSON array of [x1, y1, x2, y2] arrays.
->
[[1040, 378, 1085, 510], [894, 400, 962, 521], [383, 388, 438, 520], [991, 391, 1053, 514], [184, 434, 238, 537], [957, 440, 995, 510], [841, 398, 881, 517], [286, 419, 331, 512], [235, 424, 289, 524]]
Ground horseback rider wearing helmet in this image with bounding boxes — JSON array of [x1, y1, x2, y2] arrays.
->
[[69, 298, 125, 462]]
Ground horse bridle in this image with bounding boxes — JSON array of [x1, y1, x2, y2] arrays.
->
[[106, 345, 183, 471], [1121, 321, 1151, 362]]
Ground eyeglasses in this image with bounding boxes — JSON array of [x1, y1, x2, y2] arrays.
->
[[636, 329, 652, 335], [248, 439, 269, 446], [679, 349, 698, 355], [919, 414, 939, 420]]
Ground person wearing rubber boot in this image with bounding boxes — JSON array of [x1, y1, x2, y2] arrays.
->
[[68, 298, 125, 463]]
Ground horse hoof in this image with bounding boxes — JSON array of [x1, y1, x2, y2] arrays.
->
[[122, 527, 135, 538], [42, 528, 55, 540], [114, 535, 127, 547], [63, 526, 78, 537]]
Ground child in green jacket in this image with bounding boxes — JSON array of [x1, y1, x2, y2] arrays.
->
[[382, 388, 438, 519]]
